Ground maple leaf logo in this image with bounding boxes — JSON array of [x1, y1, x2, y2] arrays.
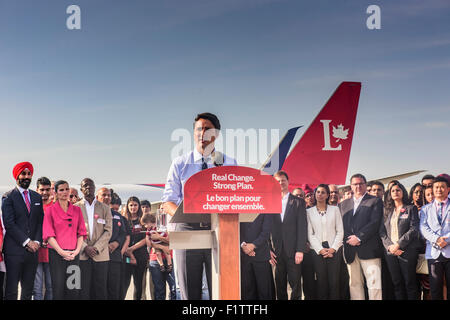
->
[[332, 124, 349, 142]]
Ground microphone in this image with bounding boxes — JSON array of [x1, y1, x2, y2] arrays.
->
[[212, 151, 224, 167]]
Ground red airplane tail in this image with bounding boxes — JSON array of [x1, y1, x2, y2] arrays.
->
[[282, 82, 361, 187]]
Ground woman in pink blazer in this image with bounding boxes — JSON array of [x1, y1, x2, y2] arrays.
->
[[43, 180, 87, 300]]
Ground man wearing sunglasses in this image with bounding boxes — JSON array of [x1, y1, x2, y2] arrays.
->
[[69, 188, 81, 204]]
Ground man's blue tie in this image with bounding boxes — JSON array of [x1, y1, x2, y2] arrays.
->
[[201, 157, 208, 170], [437, 202, 443, 225]]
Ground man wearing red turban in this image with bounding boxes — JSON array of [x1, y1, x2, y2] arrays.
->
[[12, 162, 34, 189], [1, 161, 45, 300]]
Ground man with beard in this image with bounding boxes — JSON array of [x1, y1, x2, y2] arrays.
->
[[1, 162, 44, 299]]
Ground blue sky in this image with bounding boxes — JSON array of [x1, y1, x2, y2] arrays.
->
[[0, 0, 449, 188]]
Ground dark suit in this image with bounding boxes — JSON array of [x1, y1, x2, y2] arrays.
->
[[271, 194, 307, 300], [379, 205, 420, 300], [107, 210, 127, 300], [240, 214, 273, 300], [339, 193, 383, 300], [1, 187, 44, 300]]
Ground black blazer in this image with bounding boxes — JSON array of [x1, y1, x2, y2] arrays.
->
[[271, 194, 307, 259], [379, 204, 420, 252], [339, 193, 383, 264], [1, 187, 44, 256], [240, 214, 273, 262], [109, 210, 128, 262]]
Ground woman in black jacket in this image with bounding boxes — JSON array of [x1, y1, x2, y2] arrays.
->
[[379, 181, 420, 300]]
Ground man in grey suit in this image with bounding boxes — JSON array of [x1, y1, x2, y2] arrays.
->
[[339, 173, 383, 300], [419, 176, 450, 300]]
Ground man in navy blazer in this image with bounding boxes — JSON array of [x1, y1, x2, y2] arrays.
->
[[419, 176, 450, 300], [339, 173, 383, 300], [240, 213, 273, 300], [1, 162, 44, 300]]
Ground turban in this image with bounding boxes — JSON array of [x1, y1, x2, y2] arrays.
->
[[302, 184, 315, 195], [13, 162, 34, 180]]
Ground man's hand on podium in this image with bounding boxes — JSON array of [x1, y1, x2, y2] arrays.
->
[[162, 201, 177, 216]]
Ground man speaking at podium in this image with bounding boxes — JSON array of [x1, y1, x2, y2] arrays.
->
[[161, 112, 237, 300]]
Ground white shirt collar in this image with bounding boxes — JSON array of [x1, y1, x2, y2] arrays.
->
[[85, 198, 97, 208], [193, 148, 214, 163], [353, 192, 367, 203]]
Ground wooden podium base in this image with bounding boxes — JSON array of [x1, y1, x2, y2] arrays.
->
[[216, 213, 240, 300]]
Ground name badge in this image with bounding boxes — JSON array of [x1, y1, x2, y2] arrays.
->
[[97, 218, 106, 224], [113, 215, 121, 220], [399, 214, 409, 219], [134, 224, 141, 229], [35, 203, 41, 206]]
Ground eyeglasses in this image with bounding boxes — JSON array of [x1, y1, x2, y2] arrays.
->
[[351, 183, 366, 187], [69, 195, 77, 198]]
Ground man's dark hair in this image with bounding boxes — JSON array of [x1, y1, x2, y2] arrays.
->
[[350, 173, 367, 184], [371, 180, 385, 191], [36, 176, 51, 188], [433, 176, 449, 188], [194, 112, 221, 130], [421, 174, 435, 183], [110, 190, 122, 206], [274, 170, 289, 181], [367, 180, 374, 188], [141, 200, 151, 207]]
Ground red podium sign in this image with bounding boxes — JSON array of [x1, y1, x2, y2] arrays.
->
[[184, 166, 281, 214], [183, 166, 281, 300]]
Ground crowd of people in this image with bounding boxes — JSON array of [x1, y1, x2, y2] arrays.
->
[[0, 112, 449, 301], [0, 162, 175, 300]]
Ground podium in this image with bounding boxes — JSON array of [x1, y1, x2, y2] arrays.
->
[[168, 166, 281, 300]]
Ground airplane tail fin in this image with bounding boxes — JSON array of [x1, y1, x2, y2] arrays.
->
[[281, 82, 361, 186], [261, 126, 302, 175]]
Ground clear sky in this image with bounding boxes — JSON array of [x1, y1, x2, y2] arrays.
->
[[0, 0, 449, 189]]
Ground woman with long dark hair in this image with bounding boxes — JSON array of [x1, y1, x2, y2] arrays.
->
[[306, 184, 344, 300], [122, 196, 149, 300], [379, 181, 420, 300]]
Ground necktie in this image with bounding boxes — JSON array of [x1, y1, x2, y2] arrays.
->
[[23, 190, 31, 213], [199, 157, 210, 229], [201, 157, 208, 170], [437, 202, 443, 225]]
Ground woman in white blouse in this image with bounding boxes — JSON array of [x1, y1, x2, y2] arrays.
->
[[307, 184, 344, 300]]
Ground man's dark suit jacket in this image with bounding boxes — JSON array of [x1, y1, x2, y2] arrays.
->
[[271, 194, 307, 258], [339, 193, 383, 264], [1, 187, 44, 255], [109, 210, 127, 262], [240, 214, 273, 262], [379, 204, 420, 252]]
